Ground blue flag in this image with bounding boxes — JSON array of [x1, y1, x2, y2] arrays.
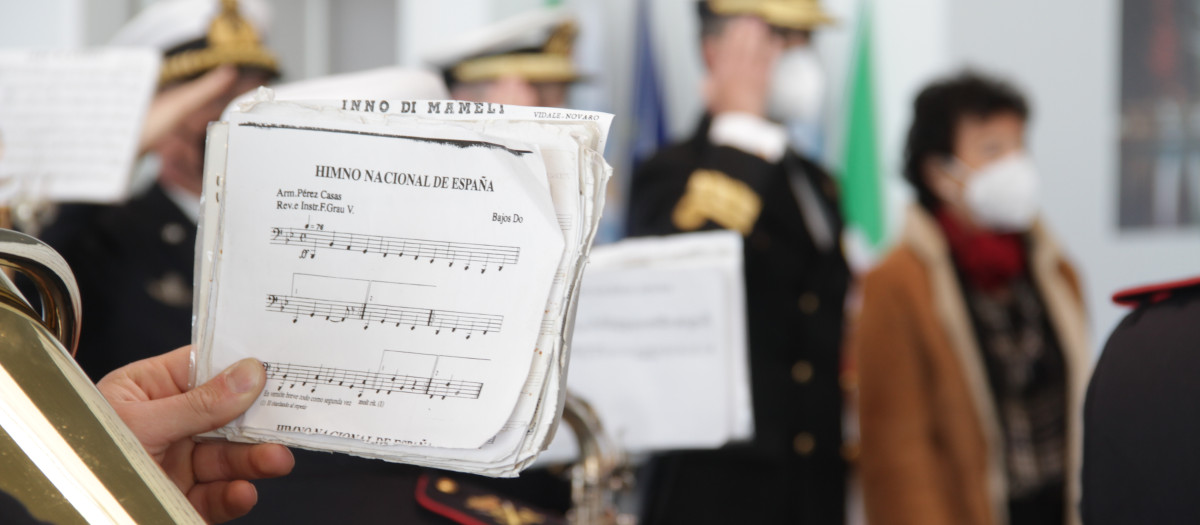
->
[[630, 0, 669, 169]]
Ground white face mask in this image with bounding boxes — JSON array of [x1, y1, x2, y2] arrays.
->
[[956, 152, 1041, 232], [767, 46, 825, 124]]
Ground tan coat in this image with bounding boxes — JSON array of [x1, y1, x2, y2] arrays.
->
[[854, 206, 1090, 525]]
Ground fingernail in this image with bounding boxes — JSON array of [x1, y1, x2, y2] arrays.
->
[[226, 358, 263, 394]]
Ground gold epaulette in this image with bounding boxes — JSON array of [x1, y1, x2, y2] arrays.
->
[[672, 169, 763, 235]]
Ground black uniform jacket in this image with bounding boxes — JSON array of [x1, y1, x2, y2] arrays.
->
[[1082, 276, 1200, 524], [41, 183, 197, 380], [627, 116, 850, 524]]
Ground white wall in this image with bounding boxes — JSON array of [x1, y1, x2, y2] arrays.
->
[[0, 0, 84, 48], [397, 0, 491, 70]]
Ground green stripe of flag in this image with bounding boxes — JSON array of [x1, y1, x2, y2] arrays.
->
[[841, 5, 886, 248]]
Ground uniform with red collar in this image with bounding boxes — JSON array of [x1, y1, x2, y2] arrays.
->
[[1082, 276, 1200, 523]]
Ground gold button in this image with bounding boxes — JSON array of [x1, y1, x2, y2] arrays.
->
[[791, 360, 814, 384], [161, 222, 187, 245], [436, 477, 458, 494], [793, 432, 815, 456], [799, 293, 819, 314]]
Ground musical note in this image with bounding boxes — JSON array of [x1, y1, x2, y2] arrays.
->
[[303, 216, 325, 231], [262, 361, 483, 400], [264, 294, 503, 336], [267, 226, 519, 272]]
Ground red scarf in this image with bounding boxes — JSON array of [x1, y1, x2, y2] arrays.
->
[[935, 209, 1028, 291]]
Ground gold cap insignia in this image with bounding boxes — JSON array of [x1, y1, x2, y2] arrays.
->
[[159, 0, 279, 85], [707, 0, 836, 30], [452, 21, 580, 84]]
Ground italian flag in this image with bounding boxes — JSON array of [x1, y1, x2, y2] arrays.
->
[[840, 5, 886, 254]]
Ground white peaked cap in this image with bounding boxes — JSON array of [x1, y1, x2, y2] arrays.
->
[[110, 0, 272, 51], [222, 67, 450, 119], [423, 7, 575, 70]]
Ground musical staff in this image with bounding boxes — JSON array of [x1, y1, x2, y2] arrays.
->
[[269, 225, 520, 273], [265, 294, 502, 337], [264, 362, 483, 400]]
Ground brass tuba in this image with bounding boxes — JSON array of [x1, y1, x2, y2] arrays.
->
[[0, 229, 204, 524], [562, 391, 637, 525], [0, 228, 81, 353]]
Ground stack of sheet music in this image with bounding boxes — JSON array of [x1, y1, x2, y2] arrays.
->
[[191, 91, 612, 477]]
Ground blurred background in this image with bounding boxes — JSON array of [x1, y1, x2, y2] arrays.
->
[[4, 0, 1199, 366]]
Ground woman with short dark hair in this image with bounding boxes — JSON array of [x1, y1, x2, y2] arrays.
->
[[853, 72, 1090, 525]]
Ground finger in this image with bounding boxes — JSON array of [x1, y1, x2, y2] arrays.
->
[[192, 442, 295, 483], [140, 66, 238, 154], [98, 345, 194, 402], [188, 480, 258, 524], [158, 438, 198, 489], [142, 358, 266, 443], [181, 133, 206, 175], [164, 65, 240, 111]]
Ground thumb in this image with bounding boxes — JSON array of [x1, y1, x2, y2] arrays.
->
[[145, 358, 265, 444]]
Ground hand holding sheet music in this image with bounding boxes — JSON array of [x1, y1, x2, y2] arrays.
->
[[192, 93, 611, 476]]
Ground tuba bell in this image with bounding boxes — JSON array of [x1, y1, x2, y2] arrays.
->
[[562, 391, 637, 525], [0, 228, 204, 524]]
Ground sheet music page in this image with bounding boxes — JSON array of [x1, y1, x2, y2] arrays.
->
[[0, 49, 159, 204], [538, 231, 752, 462], [197, 105, 566, 450], [234, 136, 600, 473]]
